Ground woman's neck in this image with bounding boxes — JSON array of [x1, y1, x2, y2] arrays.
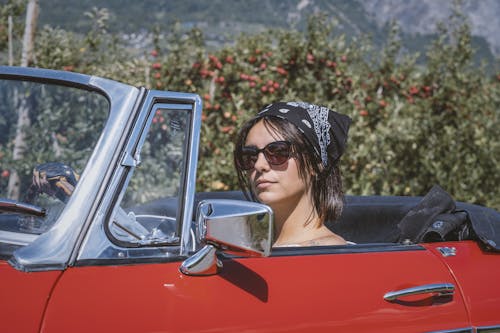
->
[[271, 193, 324, 246]]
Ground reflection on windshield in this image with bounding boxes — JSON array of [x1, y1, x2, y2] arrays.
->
[[0, 79, 108, 239]]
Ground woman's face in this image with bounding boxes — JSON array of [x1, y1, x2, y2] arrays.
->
[[244, 120, 310, 209]]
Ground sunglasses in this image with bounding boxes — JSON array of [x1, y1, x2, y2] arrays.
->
[[237, 141, 292, 170]]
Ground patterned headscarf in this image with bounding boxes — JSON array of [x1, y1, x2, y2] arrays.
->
[[256, 102, 351, 166]]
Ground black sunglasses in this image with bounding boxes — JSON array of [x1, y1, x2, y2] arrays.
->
[[237, 141, 292, 170]]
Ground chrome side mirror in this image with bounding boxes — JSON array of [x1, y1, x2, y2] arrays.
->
[[180, 199, 273, 276]]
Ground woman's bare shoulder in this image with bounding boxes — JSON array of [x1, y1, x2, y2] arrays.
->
[[298, 233, 348, 246]]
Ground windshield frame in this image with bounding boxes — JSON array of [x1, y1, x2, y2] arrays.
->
[[1, 66, 141, 272]]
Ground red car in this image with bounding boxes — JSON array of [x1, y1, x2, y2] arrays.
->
[[1, 66, 499, 333]]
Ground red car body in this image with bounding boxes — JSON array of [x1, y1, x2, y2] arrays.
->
[[2, 241, 500, 332]]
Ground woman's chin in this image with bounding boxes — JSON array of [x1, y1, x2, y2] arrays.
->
[[256, 191, 279, 206]]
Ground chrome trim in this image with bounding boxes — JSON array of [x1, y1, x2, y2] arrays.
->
[[0, 230, 37, 246], [180, 200, 273, 276], [198, 199, 273, 257], [107, 102, 192, 246], [425, 328, 472, 333], [0, 65, 92, 86], [477, 326, 500, 333], [271, 243, 424, 256], [179, 244, 220, 276], [384, 283, 455, 301], [77, 90, 201, 262], [178, 92, 202, 255], [3, 67, 141, 272], [437, 246, 457, 257]]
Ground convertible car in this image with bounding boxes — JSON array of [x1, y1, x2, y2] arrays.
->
[[1, 66, 499, 333]]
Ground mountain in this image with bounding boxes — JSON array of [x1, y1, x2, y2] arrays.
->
[[361, 0, 500, 55], [37, 0, 498, 63]]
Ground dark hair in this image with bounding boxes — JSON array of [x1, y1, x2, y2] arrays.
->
[[234, 116, 345, 223]]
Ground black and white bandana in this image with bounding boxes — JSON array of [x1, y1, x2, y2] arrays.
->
[[257, 101, 351, 166]]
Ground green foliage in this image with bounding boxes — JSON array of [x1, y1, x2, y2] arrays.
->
[[34, 7, 148, 86], [0, 0, 25, 50], [2, 6, 499, 210], [0, 79, 108, 197], [150, 13, 499, 210]]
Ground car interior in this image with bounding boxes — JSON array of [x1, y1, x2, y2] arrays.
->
[[128, 188, 499, 249]]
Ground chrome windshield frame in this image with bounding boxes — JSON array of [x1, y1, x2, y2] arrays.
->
[[1, 66, 142, 272]]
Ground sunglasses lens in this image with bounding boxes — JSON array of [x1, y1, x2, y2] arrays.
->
[[238, 141, 291, 170], [239, 147, 258, 170], [264, 141, 291, 165]]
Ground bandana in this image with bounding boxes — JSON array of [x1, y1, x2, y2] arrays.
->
[[256, 102, 351, 166]]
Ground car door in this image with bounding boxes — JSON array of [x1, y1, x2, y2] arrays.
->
[[40, 90, 470, 333], [0, 260, 62, 333], [41, 244, 471, 333]]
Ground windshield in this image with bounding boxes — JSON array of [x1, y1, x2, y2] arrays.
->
[[0, 79, 108, 250]]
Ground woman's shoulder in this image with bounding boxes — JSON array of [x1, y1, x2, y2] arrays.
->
[[273, 227, 355, 247], [306, 235, 345, 246], [297, 233, 351, 246]]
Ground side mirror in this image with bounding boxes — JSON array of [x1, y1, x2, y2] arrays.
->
[[180, 199, 273, 276]]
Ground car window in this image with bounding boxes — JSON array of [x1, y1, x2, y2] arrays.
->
[[107, 106, 190, 246], [0, 79, 108, 251]]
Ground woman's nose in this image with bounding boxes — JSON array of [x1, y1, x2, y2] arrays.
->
[[253, 151, 270, 171]]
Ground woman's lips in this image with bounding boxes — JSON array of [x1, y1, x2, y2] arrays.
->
[[255, 179, 274, 190]]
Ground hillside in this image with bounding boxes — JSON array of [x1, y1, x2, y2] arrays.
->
[[36, 0, 498, 65]]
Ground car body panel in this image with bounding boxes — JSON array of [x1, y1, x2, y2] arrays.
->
[[424, 241, 500, 328], [0, 260, 62, 333], [41, 246, 469, 333]]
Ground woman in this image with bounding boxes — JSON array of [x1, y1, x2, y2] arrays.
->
[[234, 101, 351, 247]]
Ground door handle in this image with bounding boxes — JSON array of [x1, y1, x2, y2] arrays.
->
[[384, 283, 455, 301]]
